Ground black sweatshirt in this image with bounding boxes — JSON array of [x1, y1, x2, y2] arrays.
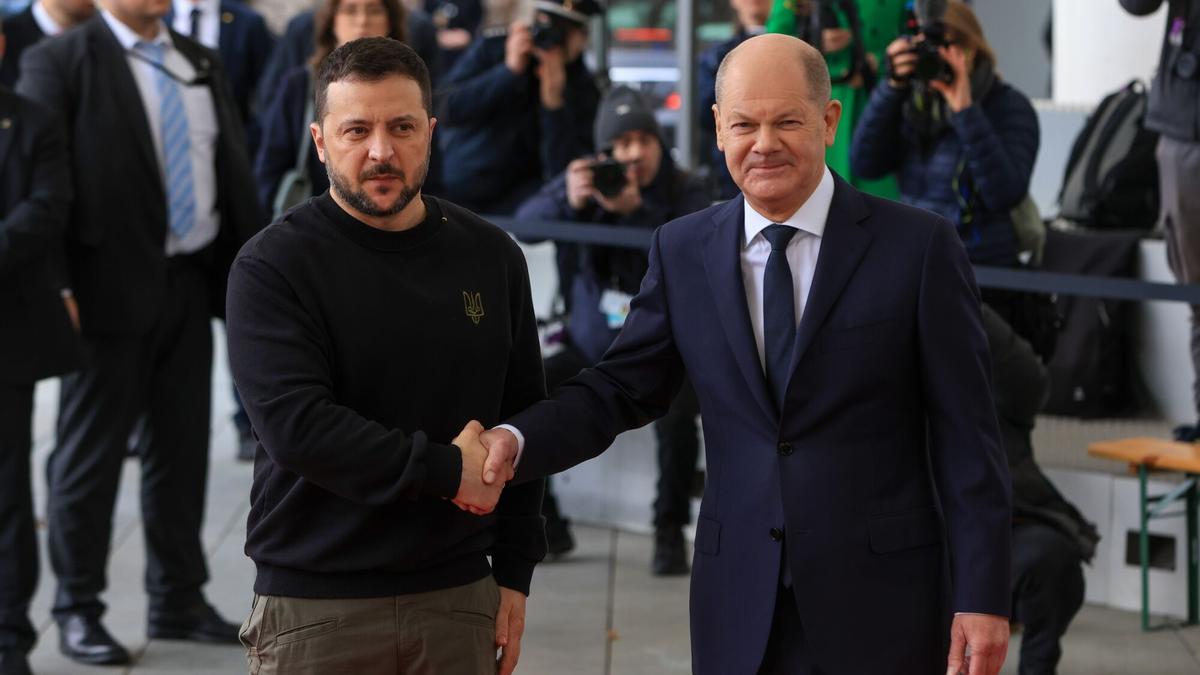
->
[[226, 193, 547, 598]]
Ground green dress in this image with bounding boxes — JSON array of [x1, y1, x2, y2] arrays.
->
[[766, 0, 906, 199]]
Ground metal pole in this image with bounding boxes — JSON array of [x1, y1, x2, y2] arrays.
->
[[1140, 464, 1151, 632], [674, 0, 697, 169], [591, 5, 611, 90], [1188, 476, 1198, 625]]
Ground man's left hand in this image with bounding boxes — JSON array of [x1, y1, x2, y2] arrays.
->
[[495, 586, 527, 675], [928, 44, 973, 113], [946, 613, 1009, 675], [592, 164, 642, 216]]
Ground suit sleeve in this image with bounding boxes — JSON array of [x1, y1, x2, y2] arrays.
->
[[489, 241, 549, 595], [509, 226, 687, 482], [438, 41, 527, 126], [227, 253, 465, 505], [0, 103, 72, 277], [917, 219, 1013, 617]]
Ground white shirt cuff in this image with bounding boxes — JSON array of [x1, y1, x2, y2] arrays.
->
[[494, 424, 526, 468]]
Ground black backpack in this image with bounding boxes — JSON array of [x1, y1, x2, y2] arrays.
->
[[1058, 80, 1160, 231], [1040, 227, 1144, 418]]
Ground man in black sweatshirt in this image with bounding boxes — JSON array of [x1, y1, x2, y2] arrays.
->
[[225, 37, 545, 675]]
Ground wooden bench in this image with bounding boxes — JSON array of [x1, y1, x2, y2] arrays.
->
[[1088, 437, 1200, 631]]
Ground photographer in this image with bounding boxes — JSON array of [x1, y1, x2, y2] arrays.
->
[[850, 0, 1038, 273], [515, 87, 710, 574], [1120, 0, 1200, 441], [437, 0, 601, 215]]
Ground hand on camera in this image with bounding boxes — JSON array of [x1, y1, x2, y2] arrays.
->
[[592, 162, 642, 216], [885, 36, 917, 88], [928, 44, 972, 113], [505, 22, 533, 75]]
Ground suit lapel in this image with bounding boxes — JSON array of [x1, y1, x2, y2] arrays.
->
[[786, 176, 873, 377], [89, 18, 160, 181], [703, 196, 778, 425]]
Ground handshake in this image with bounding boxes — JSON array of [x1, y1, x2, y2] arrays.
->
[[450, 420, 522, 515]]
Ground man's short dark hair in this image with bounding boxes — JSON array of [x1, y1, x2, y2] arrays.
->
[[315, 37, 432, 123]]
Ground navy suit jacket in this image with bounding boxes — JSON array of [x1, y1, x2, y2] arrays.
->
[[166, 0, 274, 146], [0, 6, 45, 88], [0, 85, 79, 383], [509, 176, 1013, 674]]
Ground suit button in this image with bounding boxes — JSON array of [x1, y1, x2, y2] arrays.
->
[[778, 442, 793, 456], [769, 528, 783, 542]]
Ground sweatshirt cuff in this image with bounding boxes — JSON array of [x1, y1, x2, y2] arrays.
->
[[424, 441, 463, 499], [491, 554, 538, 596]]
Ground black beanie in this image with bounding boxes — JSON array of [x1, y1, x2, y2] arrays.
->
[[593, 86, 661, 151]]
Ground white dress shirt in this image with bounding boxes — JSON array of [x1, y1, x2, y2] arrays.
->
[[31, 0, 64, 35], [741, 166, 834, 370], [501, 167, 838, 460], [101, 10, 220, 256], [172, 0, 220, 49]]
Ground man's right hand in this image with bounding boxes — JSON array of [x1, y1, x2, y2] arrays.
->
[[566, 158, 595, 210], [479, 427, 521, 486], [505, 21, 534, 75], [451, 420, 513, 515], [886, 36, 917, 88]]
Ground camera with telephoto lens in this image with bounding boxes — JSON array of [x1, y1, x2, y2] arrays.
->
[[591, 159, 628, 198], [532, 11, 571, 50], [911, 23, 953, 84]]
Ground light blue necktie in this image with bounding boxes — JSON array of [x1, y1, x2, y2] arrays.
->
[[135, 40, 195, 240]]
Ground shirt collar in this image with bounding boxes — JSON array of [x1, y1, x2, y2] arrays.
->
[[100, 8, 170, 51], [31, 0, 64, 36], [743, 166, 835, 249]]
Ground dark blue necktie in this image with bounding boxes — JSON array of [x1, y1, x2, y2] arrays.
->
[[762, 224, 798, 410]]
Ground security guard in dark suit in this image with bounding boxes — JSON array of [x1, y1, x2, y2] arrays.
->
[[0, 24, 80, 674]]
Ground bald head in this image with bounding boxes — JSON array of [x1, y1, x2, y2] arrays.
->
[[714, 33, 831, 108]]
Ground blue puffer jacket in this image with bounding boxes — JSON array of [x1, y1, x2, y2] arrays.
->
[[850, 78, 1039, 267]]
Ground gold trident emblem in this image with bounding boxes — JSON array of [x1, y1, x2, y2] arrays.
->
[[463, 292, 484, 325]]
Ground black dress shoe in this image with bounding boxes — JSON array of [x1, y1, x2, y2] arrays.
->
[[148, 602, 240, 644], [652, 527, 690, 576], [57, 614, 131, 666], [0, 649, 32, 675]]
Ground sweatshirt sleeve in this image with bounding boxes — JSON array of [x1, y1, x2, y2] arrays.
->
[[489, 241, 550, 595], [226, 253, 464, 505]]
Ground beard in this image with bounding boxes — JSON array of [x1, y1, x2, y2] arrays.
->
[[327, 149, 430, 219]]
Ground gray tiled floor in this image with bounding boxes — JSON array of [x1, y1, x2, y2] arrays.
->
[[20, 368, 1200, 674]]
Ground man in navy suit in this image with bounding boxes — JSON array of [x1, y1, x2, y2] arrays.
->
[[167, 0, 273, 145], [468, 34, 1013, 675], [0, 0, 94, 87]]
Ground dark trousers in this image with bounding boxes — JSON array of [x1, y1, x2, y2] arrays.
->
[[1011, 522, 1085, 675], [1158, 136, 1200, 417], [0, 384, 37, 653], [539, 345, 700, 530], [48, 259, 213, 620]]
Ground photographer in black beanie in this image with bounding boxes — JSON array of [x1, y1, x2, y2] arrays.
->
[[516, 86, 711, 574]]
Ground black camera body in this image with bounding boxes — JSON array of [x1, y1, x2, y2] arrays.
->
[[532, 12, 570, 50], [591, 159, 628, 198], [911, 32, 953, 84]]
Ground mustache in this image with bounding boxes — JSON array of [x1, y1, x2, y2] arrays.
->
[[360, 164, 404, 181]]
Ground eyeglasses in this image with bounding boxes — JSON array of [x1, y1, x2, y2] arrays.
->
[[337, 2, 386, 18]]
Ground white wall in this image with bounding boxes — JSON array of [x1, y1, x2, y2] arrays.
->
[[1052, 0, 1167, 106]]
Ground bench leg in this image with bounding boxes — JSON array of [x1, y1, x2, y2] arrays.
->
[[1140, 464, 1151, 632], [1188, 475, 1198, 626]]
